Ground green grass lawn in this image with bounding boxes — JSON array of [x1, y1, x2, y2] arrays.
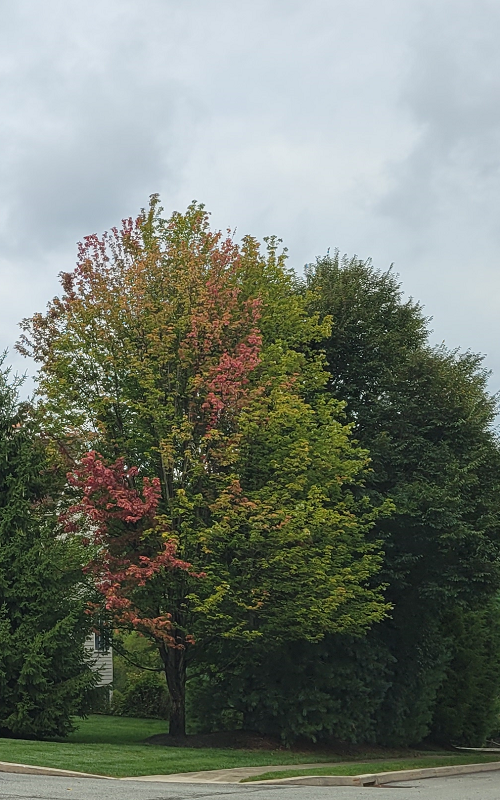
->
[[0, 716, 492, 780], [244, 754, 500, 782], [0, 715, 338, 778]]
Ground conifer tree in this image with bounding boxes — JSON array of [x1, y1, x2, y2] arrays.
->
[[0, 361, 97, 739]]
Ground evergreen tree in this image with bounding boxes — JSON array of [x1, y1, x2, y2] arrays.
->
[[0, 362, 97, 739], [430, 601, 500, 746]]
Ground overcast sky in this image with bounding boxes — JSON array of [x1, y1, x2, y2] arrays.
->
[[1, 0, 500, 398]]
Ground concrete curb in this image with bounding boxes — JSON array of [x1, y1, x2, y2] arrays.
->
[[249, 760, 500, 787], [121, 762, 346, 783], [2, 758, 500, 786], [0, 761, 113, 780]]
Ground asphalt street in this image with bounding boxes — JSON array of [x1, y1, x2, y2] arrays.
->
[[1, 772, 500, 800]]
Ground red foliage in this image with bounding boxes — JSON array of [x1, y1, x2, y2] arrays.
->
[[64, 451, 197, 645], [180, 278, 263, 427]]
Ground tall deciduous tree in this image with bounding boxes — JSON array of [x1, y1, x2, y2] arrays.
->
[[305, 253, 500, 745], [19, 199, 390, 737], [0, 361, 97, 739]]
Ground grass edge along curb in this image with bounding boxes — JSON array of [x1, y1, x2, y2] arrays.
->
[[0, 761, 113, 780], [247, 760, 500, 787]]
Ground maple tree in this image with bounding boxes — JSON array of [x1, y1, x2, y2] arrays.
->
[[19, 198, 390, 736]]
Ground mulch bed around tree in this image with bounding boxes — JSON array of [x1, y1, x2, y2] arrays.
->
[[145, 731, 287, 749], [144, 730, 436, 757]]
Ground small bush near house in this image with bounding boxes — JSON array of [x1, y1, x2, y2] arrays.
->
[[111, 631, 169, 719], [88, 685, 113, 714], [112, 671, 170, 719]]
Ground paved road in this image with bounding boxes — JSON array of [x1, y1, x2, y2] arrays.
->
[[1, 771, 500, 800]]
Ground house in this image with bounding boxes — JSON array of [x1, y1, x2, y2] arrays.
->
[[85, 629, 113, 697]]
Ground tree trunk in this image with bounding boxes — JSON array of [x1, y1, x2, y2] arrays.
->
[[160, 639, 186, 737]]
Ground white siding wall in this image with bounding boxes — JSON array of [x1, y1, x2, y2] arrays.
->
[[85, 634, 113, 687]]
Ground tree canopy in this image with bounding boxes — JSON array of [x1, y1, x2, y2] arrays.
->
[[13, 203, 500, 745], [304, 252, 500, 744], [188, 252, 500, 745], [19, 199, 391, 736]]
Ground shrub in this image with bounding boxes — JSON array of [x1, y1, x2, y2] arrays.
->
[[112, 671, 170, 719]]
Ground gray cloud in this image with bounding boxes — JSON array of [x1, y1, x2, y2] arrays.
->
[[1, 0, 499, 397], [373, 0, 500, 389]]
